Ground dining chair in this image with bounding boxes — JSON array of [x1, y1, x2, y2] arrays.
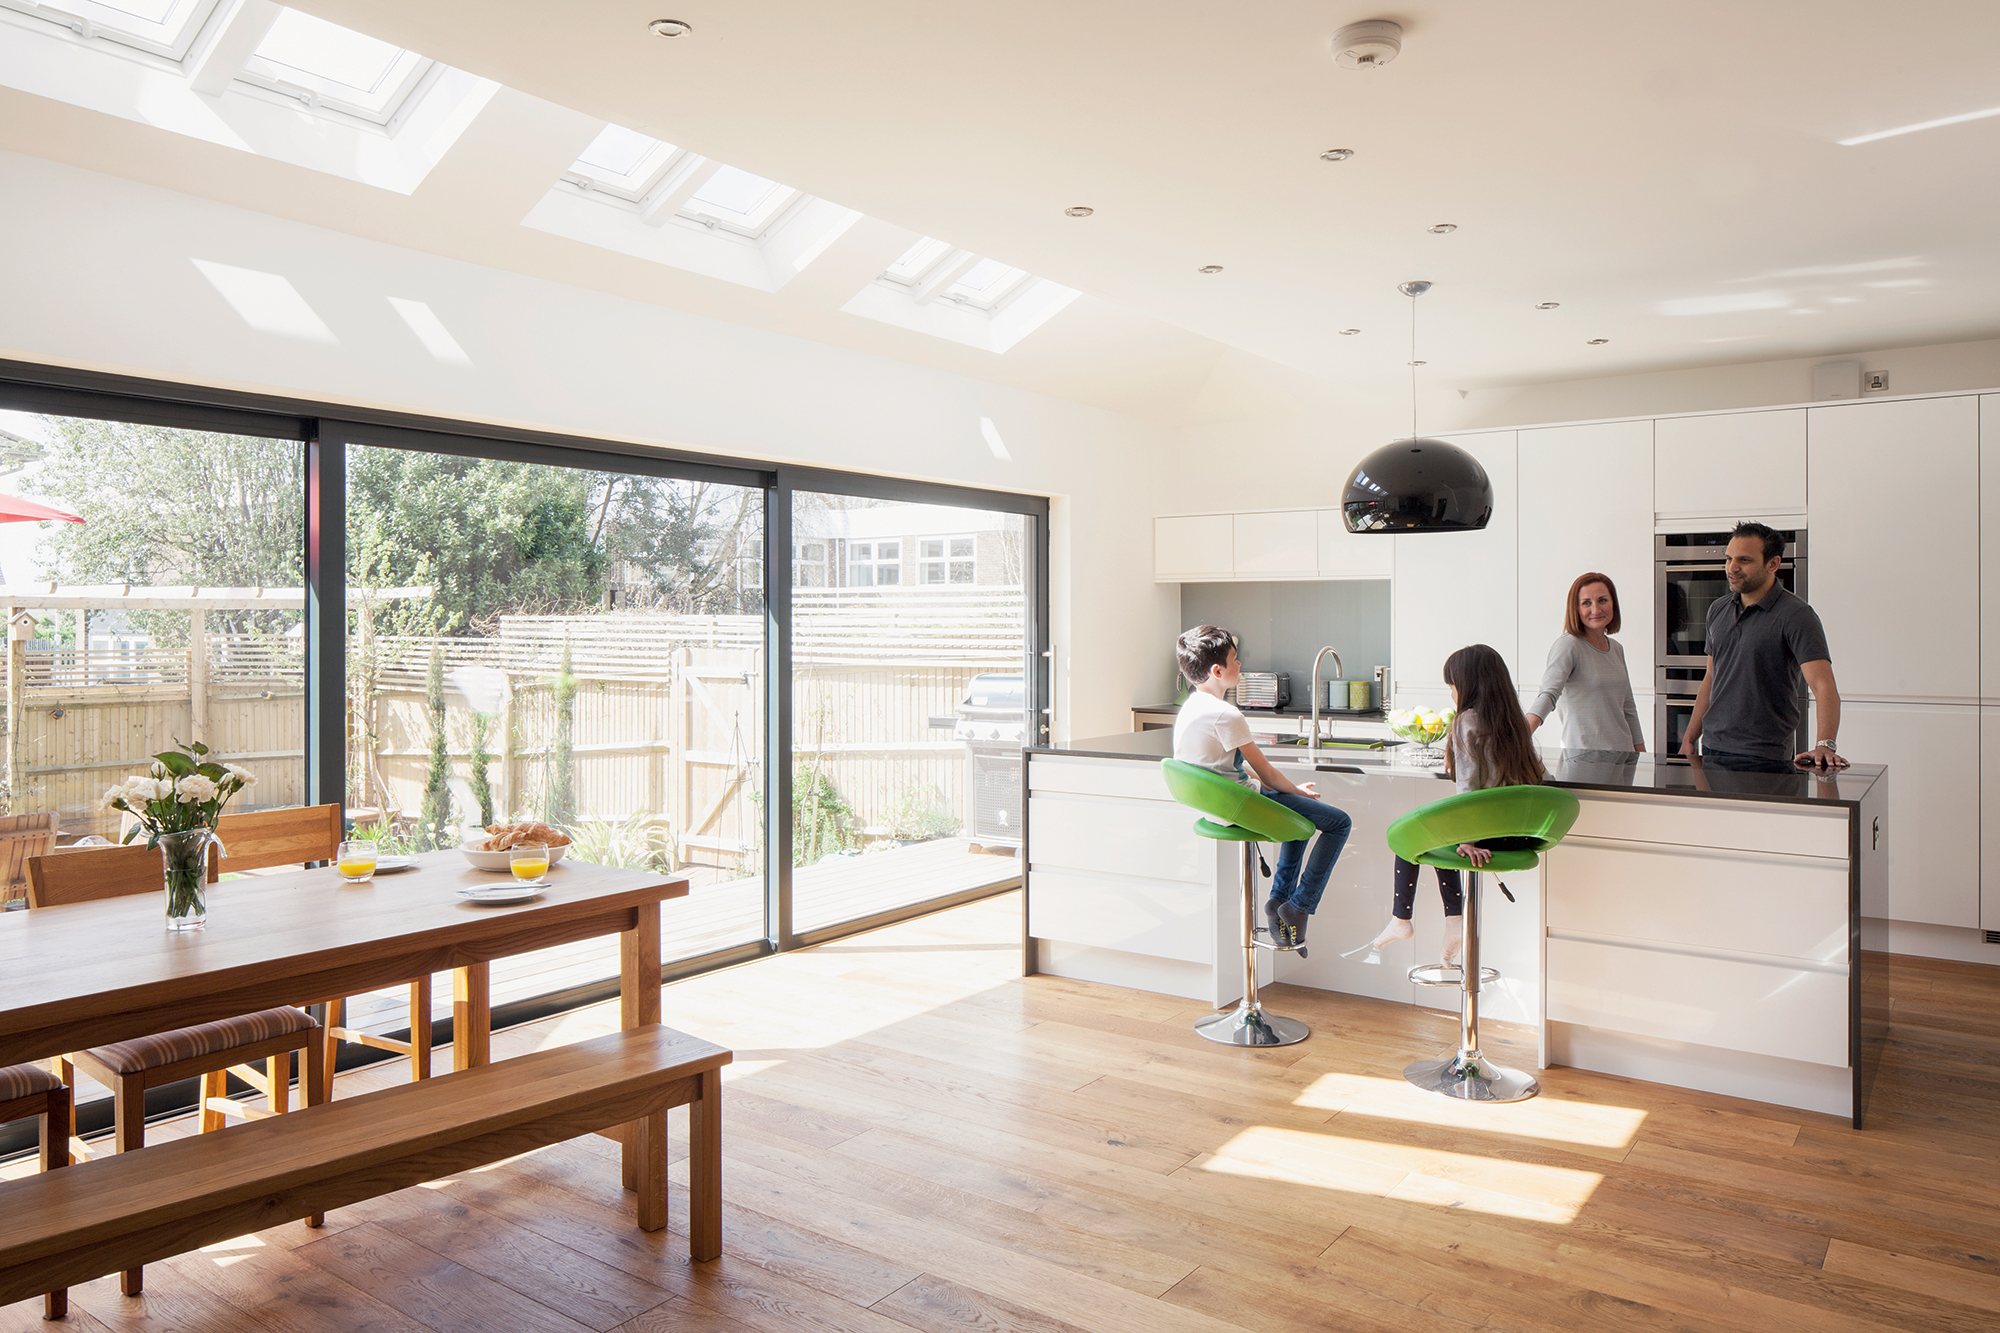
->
[[215, 803, 435, 1100], [0, 1062, 72, 1318], [25, 840, 326, 1295], [0, 811, 58, 909]]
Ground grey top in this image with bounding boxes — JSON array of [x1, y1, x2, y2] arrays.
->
[[1701, 584, 1832, 762], [1527, 634, 1645, 752], [1449, 709, 1488, 793]]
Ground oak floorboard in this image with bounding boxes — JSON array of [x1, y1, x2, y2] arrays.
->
[[14, 891, 2000, 1333]]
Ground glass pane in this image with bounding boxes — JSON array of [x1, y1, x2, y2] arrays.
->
[[0, 409, 305, 892], [252, 10, 408, 93], [949, 538, 974, 558], [342, 449, 766, 1036], [886, 237, 952, 283], [575, 124, 672, 179], [792, 493, 1027, 933], [93, 0, 181, 22]]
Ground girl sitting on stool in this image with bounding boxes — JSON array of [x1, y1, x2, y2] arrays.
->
[[1347, 643, 1546, 967]]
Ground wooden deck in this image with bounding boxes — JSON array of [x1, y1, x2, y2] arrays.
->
[[339, 836, 1021, 1036], [11, 896, 2000, 1333]]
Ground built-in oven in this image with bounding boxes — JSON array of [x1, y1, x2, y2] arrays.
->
[[1654, 530, 1808, 760]]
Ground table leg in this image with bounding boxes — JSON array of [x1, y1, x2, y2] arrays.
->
[[619, 902, 662, 1197], [453, 962, 491, 1071], [689, 1065, 722, 1259]]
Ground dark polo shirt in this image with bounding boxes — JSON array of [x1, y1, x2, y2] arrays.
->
[[1702, 584, 1831, 762]]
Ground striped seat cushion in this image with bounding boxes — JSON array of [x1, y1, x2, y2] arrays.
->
[[85, 1007, 318, 1076], [0, 1062, 61, 1105]]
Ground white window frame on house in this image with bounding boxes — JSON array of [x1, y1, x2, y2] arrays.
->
[[792, 539, 828, 588], [843, 539, 902, 588], [917, 536, 976, 585]]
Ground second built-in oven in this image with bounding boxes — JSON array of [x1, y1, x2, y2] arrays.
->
[[1654, 530, 1808, 758]]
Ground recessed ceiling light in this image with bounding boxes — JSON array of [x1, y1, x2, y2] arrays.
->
[[1586, 338, 1610, 345], [1320, 148, 1354, 162], [1198, 265, 1224, 274], [1339, 328, 1360, 335], [1427, 223, 1458, 234], [1536, 301, 1560, 310], [648, 18, 692, 37], [1064, 206, 1094, 217]]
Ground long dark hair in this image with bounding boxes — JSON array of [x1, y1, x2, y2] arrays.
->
[[1442, 644, 1546, 788]]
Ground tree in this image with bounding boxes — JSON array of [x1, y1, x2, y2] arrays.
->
[[546, 640, 577, 827], [589, 476, 761, 614], [28, 418, 302, 643], [347, 449, 608, 634], [419, 645, 451, 850], [468, 710, 496, 827]]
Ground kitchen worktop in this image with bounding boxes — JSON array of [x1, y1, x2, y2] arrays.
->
[[1132, 701, 1388, 722], [1032, 728, 1886, 809]]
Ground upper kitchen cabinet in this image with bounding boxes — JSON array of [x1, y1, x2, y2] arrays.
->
[[1315, 509, 1395, 579], [1984, 396, 2000, 703], [1154, 514, 1233, 582], [1231, 509, 1318, 579], [1393, 431, 1518, 700], [1809, 396, 1979, 702], [1654, 409, 1806, 524], [1517, 421, 1655, 737]]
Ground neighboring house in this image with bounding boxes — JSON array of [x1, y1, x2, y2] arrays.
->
[[791, 503, 1023, 589]]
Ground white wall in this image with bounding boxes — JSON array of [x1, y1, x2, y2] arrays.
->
[[0, 149, 1179, 739]]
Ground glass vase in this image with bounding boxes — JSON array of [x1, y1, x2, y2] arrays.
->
[[160, 827, 211, 931]]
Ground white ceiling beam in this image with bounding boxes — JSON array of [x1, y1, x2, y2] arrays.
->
[[640, 156, 721, 227], [911, 249, 980, 305], [186, 0, 282, 96]]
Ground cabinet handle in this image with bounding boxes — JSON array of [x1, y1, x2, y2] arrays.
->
[[1871, 816, 1881, 850]]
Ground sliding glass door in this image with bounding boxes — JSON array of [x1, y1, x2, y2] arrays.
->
[[790, 490, 1031, 934]]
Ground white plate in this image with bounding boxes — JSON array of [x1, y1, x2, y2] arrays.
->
[[373, 855, 414, 873], [456, 884, 544, 905]]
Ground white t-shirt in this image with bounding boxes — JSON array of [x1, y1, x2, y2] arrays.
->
[[1173, 689, 1258, 789]]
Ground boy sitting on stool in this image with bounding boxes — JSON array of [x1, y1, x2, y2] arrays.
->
[[1172, 625, 1353, 951]]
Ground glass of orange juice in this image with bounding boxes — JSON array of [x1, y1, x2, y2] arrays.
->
[[337, 840, 378, 884], [509, 842, 549, 884]]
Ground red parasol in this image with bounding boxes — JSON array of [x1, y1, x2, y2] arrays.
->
[[0, 493, 82, 524]]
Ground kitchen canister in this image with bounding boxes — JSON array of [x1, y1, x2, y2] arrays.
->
[[1347, 680, 1371, 710]]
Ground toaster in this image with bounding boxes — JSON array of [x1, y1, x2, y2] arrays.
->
[[1232, 672, 1290, 710]]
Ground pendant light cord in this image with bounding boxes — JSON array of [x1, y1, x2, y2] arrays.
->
[[1408, 292, 1419, 440]]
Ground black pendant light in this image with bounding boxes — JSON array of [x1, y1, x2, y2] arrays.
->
[[1342, 281, 1494, 534]]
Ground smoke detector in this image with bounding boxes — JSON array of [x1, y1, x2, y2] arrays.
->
[[1331, 20, 1402, 70]]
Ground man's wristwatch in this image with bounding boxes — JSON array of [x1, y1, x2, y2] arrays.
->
[[1814, 739, 1838, 754]]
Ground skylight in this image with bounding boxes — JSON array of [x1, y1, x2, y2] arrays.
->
[[946, 258, 1029, 310], [561, 123, 805, 237], [877, 238, 1035, 312], [885, 237, 953, 284], [237, 8, 433, 123], [685, 166, 798, 234], [3, 0, 220, 58], [567, 124, 684, 202]]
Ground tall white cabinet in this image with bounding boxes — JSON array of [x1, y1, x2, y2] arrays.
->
[[1390, 430, 1517, 708], [1985, 396, 2000, 930], [1653, 409, 1806, 524], [1516, 420, 1656, 747]]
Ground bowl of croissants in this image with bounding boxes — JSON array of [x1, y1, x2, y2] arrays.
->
[[458, 821, 574, 871]]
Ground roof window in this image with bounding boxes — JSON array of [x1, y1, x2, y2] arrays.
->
[[237, 7, 434, 124]]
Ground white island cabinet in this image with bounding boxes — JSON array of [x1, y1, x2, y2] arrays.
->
[[1025, 732, 1887, 1123]]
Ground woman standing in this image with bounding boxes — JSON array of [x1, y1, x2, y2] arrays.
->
[[1526, 572, 1646, 752]]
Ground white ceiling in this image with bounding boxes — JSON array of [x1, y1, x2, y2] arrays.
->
[[8, 0, 2000, 414]]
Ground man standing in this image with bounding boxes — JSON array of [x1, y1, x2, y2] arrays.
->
[[1680, 521, 1848, 771]]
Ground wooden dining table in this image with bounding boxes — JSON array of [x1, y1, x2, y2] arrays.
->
[[0, 851, 690, 1190]]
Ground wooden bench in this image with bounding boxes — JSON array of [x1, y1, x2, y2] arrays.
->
[[0, 1023, 729, 1307]]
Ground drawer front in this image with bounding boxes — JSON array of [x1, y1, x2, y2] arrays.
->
[[1546, 937, 1847, 1067], [1027, 869, 1213, 963], [1568, 792, 1848, 859], [1547, 842, 1849, 965], [1029, 756, 1175, 802], [1029, 791, 1208, 884]]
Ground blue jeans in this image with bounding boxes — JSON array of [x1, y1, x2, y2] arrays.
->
[[1262, 789, 1352, 914]]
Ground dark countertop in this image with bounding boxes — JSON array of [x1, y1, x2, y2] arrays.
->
[[1029, 729, 1886, 809], [1132, 701, 1388, 722]]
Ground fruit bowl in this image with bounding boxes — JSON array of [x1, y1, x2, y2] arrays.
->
[[458, 840, 570, 872]]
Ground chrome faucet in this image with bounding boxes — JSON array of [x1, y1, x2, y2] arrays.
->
[[1309, 646, 1343, 763]]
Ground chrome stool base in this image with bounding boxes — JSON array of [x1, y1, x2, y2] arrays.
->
[[1404, 1051, 1540, 1102], [1196, 1004, 1311, 1047]]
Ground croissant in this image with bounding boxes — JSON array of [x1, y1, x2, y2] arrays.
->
[[480, 821, 572, 851]]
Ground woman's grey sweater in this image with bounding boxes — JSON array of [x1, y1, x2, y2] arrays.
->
[[1527, 634, 1645, 752]]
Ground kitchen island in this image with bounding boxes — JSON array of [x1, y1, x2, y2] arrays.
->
[[1023, 729, 1887, 1124]]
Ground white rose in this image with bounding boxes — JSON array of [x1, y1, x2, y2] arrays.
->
[[177, 774, 220, 803], [99, 784, 130, 812], [223, 763, 257, 789], [150, 761, 168, 778]]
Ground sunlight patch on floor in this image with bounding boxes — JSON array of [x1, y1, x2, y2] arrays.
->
[[1202, 1124, 1603, 1222], [1293, 1071, 1647, 1153]]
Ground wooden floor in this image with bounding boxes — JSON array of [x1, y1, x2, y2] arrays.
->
[[8, 893, 2000, 1333]]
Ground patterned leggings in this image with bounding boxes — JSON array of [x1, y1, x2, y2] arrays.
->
[[1392, 856, 1463, 921]]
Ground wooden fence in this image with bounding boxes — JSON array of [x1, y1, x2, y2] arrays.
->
[[3, 587, 1024, 859]]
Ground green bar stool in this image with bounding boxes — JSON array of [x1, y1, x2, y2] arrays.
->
[[1161, 759, 1316, 1047], [1386, 784, 1580, 1101]]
